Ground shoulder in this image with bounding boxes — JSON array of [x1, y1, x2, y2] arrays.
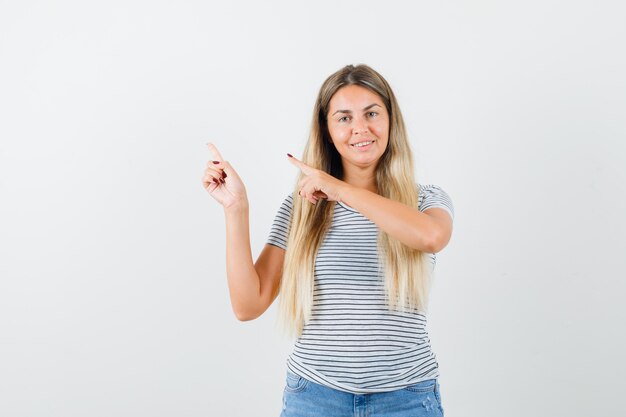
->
[[282, 193, 294, 209], [418, 183, 449, 196], [417, 184, 454, 220], [273, 192, 294, 216]]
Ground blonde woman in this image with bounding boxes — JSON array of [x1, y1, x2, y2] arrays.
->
[[202, 64, 454, 417]]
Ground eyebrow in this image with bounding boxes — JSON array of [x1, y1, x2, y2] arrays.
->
[[331, 103, 382, 117]]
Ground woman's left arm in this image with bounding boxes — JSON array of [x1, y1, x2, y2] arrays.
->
[[340, 186, 453, 253], [287, 154, 452, 253]]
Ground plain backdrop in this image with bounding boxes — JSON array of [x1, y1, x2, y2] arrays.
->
[[1, 1, 625, 416]]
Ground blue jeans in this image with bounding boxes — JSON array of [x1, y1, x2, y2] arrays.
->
[[280, 371, 445, 417]]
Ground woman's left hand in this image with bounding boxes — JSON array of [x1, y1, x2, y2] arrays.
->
[[287, 154, 348, 205]]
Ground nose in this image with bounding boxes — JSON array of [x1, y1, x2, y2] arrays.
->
[[353, 118, 369, 135]]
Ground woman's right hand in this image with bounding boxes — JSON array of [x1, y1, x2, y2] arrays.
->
[[202, 143, 248, 210]]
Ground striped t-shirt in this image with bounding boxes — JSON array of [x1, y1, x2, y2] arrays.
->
[[266, 184, 454, 394]]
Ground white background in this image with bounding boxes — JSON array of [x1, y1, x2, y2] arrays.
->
[[1, 1, 625, 416]]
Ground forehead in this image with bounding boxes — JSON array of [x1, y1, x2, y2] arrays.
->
[[328, 85, 384, 110]]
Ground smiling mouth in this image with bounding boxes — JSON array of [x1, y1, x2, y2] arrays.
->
[[351, 140, 375, 148]]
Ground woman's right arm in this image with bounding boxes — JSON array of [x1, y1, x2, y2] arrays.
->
[[202, 143, 284, 321]]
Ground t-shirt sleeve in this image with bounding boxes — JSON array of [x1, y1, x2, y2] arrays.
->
[[266, 193, 294, 250], [418, 184, 455, 221]]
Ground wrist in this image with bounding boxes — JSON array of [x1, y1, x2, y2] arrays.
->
[[223, 200, 249, 215], [338, 183, 353, 204]]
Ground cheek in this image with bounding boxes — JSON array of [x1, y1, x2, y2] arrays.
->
[[371, 121, 389, 140], [330, 125, 350, 142]]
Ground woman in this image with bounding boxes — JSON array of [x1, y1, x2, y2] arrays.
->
[[202, 64, 453, 416]]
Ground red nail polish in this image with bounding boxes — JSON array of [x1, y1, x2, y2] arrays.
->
[[213, 178, 219, 184], [222, 171, 227, 178], [287, 153, 293, 158], [212, 161, 220, 164]]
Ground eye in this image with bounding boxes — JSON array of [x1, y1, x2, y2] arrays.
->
[[367, 111, 378, 118], [338, 116, 350, 123]]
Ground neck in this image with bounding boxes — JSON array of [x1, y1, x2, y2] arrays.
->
[[342, 171, 378, 194]]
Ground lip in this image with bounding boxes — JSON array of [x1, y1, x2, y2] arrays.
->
[[350, 139, 375, 151], [350, 139, 375, 146]]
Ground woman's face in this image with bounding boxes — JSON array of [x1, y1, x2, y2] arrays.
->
[[326, 85, 389, 171]]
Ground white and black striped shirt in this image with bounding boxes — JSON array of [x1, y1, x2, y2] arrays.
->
[[267, 184, 454, 394]]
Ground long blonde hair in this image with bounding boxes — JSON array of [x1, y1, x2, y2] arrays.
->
[[277, 64, 433, 338]]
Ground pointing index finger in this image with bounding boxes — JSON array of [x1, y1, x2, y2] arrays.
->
[[287, 153, 313, 174], [206, 142, 224, 161]]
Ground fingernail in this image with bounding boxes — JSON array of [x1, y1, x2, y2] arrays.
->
[[222, 172, 227, 178], [220, 178, 225, 184], [213, 178, 219, 184], [287, 153, 293, 158], [212, 161, 220, 164]]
